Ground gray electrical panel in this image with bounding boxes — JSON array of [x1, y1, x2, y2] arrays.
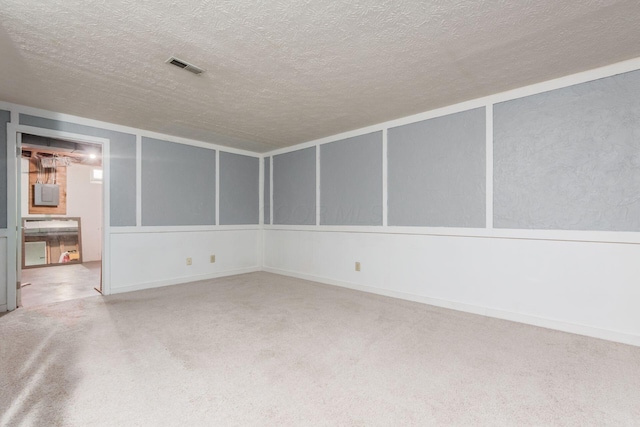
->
[[34, 183, 60, 206]]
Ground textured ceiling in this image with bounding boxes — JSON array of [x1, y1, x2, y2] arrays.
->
[[1, 0, 640, 152]]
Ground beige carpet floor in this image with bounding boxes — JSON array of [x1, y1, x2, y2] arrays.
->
[[0, 272, 638, 426]]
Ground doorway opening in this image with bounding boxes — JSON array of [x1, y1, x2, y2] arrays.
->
[[18, 133, 103, 307]]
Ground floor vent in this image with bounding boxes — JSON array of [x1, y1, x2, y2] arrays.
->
[[166, 57, 205, 75]]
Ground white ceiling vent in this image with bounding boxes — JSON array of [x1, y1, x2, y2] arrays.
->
[[166, 57, 205, 75]]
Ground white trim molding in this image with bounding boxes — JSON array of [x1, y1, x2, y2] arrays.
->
[[5, 122, 17, 311], [382, 129, 388, 227], [485, 103, 494, 229], [315, 145, 320, 226], [215, 149, 220, 226], [110, 266, 261, 294], [110, 225, 260, 234], [262, 224, 640, 245], [136, 135, 142, 227]]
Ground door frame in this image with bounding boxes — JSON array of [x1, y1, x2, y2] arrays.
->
[[6, 123, 111, 310]]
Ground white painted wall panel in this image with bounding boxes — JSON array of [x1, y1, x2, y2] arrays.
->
[[264, 230, 640, 345], [110, 230, 260, 293]]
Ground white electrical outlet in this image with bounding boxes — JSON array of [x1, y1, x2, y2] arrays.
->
[[355, 262, 361, 272], [186, 257, 192, 266], [210, 255, 216, 263]]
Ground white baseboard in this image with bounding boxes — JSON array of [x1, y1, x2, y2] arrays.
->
[[110, 266, 261, 295], [0, 304, 7, 313], [263, 266, 640, 347]]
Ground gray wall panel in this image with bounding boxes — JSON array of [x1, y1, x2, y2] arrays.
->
[[264, 157, 271, 224], [320, 132, 382, 225], [219, 152, 259, 225], [273, 147, 316, 225], [0, 110, 10, 228], [19, 114, 136, 226], [141, 137, 216, 226], [109, 138, 137, 226], [494, 70, 640, 231], [387, 108, 486, 227]]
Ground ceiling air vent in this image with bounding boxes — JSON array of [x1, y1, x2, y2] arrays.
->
[[166, 57, 205, 75]]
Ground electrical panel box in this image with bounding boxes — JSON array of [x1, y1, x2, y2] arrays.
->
[[34, 183, 60, 206]]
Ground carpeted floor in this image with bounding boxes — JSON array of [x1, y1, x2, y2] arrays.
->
[[0, 272, 638, 426]]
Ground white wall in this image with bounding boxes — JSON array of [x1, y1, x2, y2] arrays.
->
[[21, 159, 102, 262], [67, 164, 102, 261], [264, 230, 640, 346], [20, 158, 29, 217], [110, 229, 260, 293]]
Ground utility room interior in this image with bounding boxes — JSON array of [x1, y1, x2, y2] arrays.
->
[[19, 134, 102, 307]]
